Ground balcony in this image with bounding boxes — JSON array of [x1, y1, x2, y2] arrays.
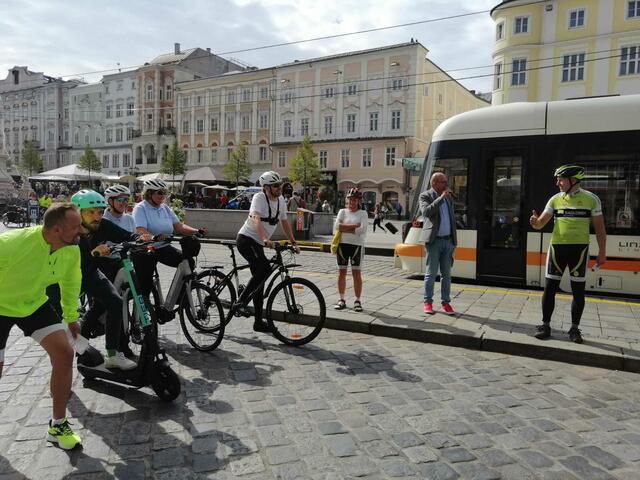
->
[[132, 129, 142, 138], [23, 140, 40, 149], [158, 126, 176, 136]]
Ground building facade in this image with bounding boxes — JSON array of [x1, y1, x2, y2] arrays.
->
[[0, 67, 80, 172], [175, 68, 275, 179], [492, 0, 640, 104], [69, 82, 104, 166], [132, 43, 245, 174], [99, 71, 138, 176], [270, 41, 487, 212]]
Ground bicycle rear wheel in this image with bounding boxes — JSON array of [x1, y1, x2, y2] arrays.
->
[[196, 268, 236, 311], [265, 277, 326, 346], [181, 282, 225, 352]]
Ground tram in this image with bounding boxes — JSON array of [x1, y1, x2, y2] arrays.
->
[[394, 94, 640, 296]]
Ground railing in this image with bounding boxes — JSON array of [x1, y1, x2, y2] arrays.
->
[[157, 127, 176, 135], [132, 129, 142, 138]]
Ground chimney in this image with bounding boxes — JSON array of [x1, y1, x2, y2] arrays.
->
[[174, 43, 180, 55], [206, 47, 211, 53]]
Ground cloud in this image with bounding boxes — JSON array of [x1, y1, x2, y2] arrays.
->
[[0, 0, 497, 91]]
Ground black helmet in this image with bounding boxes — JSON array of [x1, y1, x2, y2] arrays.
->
[[554, 165, 585, 180]]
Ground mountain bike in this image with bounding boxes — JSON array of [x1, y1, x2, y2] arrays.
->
[[193, 241, 326, 351]]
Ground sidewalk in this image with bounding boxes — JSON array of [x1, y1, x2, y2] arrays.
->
[[307, 269, 640, 374]]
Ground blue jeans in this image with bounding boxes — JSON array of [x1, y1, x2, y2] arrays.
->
[[423, 237, 455, 304]]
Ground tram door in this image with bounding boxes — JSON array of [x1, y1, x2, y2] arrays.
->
[[476, 151, 527, 283]]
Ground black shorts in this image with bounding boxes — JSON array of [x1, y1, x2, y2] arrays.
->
[[336, 243, 364, 270], [0, 301, 63, 362], [546, 243, 589, 282]]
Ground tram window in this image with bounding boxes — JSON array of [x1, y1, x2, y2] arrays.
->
[[578, 155, 640, 235], [433, 158, 469, 228], [487, 156, 523, 249]]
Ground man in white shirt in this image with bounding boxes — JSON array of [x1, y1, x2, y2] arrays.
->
[[235, 171, 299, 332]]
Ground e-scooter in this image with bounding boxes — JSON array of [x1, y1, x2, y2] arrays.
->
[[76, 240, 181, 401]]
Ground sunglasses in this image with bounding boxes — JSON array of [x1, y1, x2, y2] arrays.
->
[[114, 197, 129, 203], [269, 183, 282, 188], [153, 191, 167, 196]]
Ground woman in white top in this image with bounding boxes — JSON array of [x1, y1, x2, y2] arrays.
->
[[333, 188, 369, 312]]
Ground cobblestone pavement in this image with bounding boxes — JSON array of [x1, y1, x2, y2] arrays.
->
[[2, 317, 640, 479]]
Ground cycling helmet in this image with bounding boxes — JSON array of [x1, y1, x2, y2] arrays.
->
[[104, 185, 131, 199], [554, 165, 585, 180], [346, 187, 363, 199], [259, 171, 282, 186], [142, 179, 169, 193], [71, 189, 107, 209]]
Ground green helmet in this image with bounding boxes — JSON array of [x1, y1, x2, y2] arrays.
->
[[71, 189, 107, 209], [554, 165, 585, 180]]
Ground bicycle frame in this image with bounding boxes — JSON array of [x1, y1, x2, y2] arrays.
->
[[153, 259, 195, 313]]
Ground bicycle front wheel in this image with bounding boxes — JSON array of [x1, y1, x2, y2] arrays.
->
[[196, 269, 236, 311], [265, 277, 326, 346], [181, 282, 225, 352]]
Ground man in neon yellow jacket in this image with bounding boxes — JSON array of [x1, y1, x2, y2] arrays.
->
[[0, 202, 84, 450]]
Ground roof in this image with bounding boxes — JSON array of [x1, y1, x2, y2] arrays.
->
[[490, 0, 527, 16], [149, 48, 198, 65], [431, 94, 640, 142], [276, 41, 426, 69]]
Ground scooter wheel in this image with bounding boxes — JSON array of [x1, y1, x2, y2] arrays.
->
[[150, 367, 181, 402]]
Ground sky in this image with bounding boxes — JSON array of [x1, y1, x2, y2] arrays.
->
[[0, 0, 498, 93]]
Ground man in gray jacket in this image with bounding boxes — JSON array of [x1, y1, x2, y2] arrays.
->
[[419, 172, 457, 315]]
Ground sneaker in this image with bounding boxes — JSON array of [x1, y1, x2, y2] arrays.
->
[[568, 326, 583, 344], [47, 419, 82, 450], [423, 302, 434, 315], [441, 303, 455, 315], [104, 352, 137, 370], [120, 343, 137, 360], [534, 323, 551, 340], [253, 321, 272, 333], [232, 302, 251, 318]]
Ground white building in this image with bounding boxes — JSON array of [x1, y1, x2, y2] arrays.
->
[[0, 66, 81, 172], [69, 82, 104, 166], [101, 71, 138, 176]]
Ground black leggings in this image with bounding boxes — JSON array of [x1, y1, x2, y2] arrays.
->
[[236, 234, 271, 324], [132, 246, 183, 297], [373, 218, 385, 232], [542, 278, 586, 326]]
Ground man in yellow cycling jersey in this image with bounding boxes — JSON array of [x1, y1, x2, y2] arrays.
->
[[0, 203, 84, 449], [530, 165, 607, 344]]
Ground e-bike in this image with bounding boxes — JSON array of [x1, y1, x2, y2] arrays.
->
[[76, 240, 181, 401]]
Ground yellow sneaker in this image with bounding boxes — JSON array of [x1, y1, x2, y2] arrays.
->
[[47, 419, 82, 450]]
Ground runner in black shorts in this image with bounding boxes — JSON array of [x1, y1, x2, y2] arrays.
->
[[530, 165, 607, 344]]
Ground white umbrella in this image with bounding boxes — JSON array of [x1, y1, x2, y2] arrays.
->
[[29, 164, 107, 181], [203, 184, 229, 190]]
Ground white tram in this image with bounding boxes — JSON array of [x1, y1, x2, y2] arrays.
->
[[395, 95, 640, 296]]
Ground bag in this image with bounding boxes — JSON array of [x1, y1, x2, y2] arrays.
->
[[385, 222, 398, 234], [330, 230, 342, 254]]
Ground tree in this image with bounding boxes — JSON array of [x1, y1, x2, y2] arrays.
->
[[78, 144, 101, 181], [288, 135, 320, 203], [160, 141, 187, 190], [223, 144, 252, 191], [20, 141, 43, 176]]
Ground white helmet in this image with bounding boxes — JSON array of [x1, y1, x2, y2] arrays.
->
[[142, 179, 169, 193], [259, 171, 282, 186], [104, 185, 131, 199]]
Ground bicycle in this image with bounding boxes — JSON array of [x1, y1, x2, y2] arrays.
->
[[1, 204, 29, 228], [119, 235, 225, 354], [77, 239, 182, 401], [193, 241, 326, 351]]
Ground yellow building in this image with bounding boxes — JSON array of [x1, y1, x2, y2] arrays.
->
[[491, 0, 640, 104]]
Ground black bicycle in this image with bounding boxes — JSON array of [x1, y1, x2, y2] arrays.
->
[[2, 204, 29, 228], [194, 241, 326, 351]]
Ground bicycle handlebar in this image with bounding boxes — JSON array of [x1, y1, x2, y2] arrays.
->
[[91, 238, 174, 259]]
